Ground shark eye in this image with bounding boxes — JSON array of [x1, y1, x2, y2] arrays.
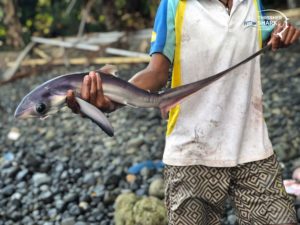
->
[[36, 103, 47, 114]]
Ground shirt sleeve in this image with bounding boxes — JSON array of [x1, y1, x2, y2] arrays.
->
[[149, 0, 178, 63]]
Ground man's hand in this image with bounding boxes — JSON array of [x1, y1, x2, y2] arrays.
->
[[268, 22, 300, 51], [66, 71, 117, 114]]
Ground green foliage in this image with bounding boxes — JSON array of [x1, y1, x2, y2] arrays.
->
[[0, 6, 5, 40], [115, 0, 126, 9], [0, 0, 160, 44], [0, 0, 289, 47], [34, 13, 53, 35], [0, 26, 6, 37], [18, 0, 82, 37]]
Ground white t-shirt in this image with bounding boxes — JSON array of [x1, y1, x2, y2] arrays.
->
[[150, 0, 274, 167]]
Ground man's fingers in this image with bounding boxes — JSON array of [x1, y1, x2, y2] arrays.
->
[[275, 21, 284, 33], [290, 30, 300, 44], [271, 35, 281, 51], [67, 71, 118, 115], [66, 90, 80, 114], [79, 70, 117, 112], [66, 90, 74, 106], [81, 75, 91, 101], [280, 24, 290, 42], [271, 22, 300, 49], [95, 72, 117, 112], [270, 23, 285, 51], [284, 26, 295, 46], [90, 71, 97, 105], [96, 72, 106, 108]]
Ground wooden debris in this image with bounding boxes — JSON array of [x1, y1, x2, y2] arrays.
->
[[128, 29, 152, 40], [105, 47, 149, 58], [61, 29, 151, 46], [0, 68, 36, 85], [1, 28, 153, 84], [7, 56, 150, 67], [33, 47, 51, 60], [64, 31, 125, 45], [31, 36, 100, 51], [2, 42, 35, 81]]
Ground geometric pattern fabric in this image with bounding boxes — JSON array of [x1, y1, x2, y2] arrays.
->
[[164, 155, 297, 225]]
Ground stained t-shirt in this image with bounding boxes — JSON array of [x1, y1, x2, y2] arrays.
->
[[150, 0, 275, 167]]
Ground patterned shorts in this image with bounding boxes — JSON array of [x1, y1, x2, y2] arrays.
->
[[164, 154, 297, 225]]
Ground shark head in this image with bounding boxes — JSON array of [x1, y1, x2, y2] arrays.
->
[[14, 73, 115, 137], [14, 83, 67, 120]]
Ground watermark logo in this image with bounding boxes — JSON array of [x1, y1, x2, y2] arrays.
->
[[244, 9, 289, 38], [244, 20, 257, 27]]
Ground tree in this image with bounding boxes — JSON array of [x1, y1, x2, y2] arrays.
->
[[1, 0, 24, 48]]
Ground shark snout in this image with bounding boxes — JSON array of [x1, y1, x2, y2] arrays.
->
[[14, 106, 35, 119], [14, 110, 22, 119], [14, 109, 27, 119]]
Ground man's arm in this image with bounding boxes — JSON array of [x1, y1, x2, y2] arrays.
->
[[128, 53, 170, 92], [66, 53, 170, 113]]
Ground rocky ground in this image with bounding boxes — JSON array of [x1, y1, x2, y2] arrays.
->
[[0, 42, 299, 225]]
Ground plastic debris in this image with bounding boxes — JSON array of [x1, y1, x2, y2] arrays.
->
[[283, 179, 300, 196], [3, 152, 14, 162], [292, 167, 300, 181], [128, 160, 164, 175]]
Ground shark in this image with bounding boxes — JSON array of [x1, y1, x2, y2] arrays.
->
[[14, 45, 270, 137]]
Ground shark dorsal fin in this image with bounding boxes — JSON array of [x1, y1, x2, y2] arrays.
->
[[98, 64, 119, 76]]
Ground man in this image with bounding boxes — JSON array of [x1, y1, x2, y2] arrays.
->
[[67, 0, 300, 224]]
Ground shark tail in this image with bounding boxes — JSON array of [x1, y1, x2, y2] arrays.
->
[[158, 45, 271, 119], [158, 74, 221, 119]]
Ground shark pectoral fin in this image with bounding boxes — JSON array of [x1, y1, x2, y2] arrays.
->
[[75, 97, 114, 137]]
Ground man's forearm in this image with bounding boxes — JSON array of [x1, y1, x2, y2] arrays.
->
[[129, 68, 168, 92], [129, 53, 170, 92]]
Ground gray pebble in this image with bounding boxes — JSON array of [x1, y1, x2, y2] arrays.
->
[[48, 208, 58, 218], [1, 184, 15, 197], [55, 199, 66, 212], [32, 173, 51, 186], [11, 192, 22, 200], [83, 173, 97, 186], [74, 222, 87, 225], [68, 204, 81, 216], [16, 169, 29, 181], [61, 217, 76, 225], [63, 193, 78, 204], [227, 214, 237, 225], [149, 178, 165, 199], [39, 191, 53, 204], [127, 137, 144, 148], [60, 171, 68, 180], [2, 166, 19, 178], [43, 222, 54, 225]]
